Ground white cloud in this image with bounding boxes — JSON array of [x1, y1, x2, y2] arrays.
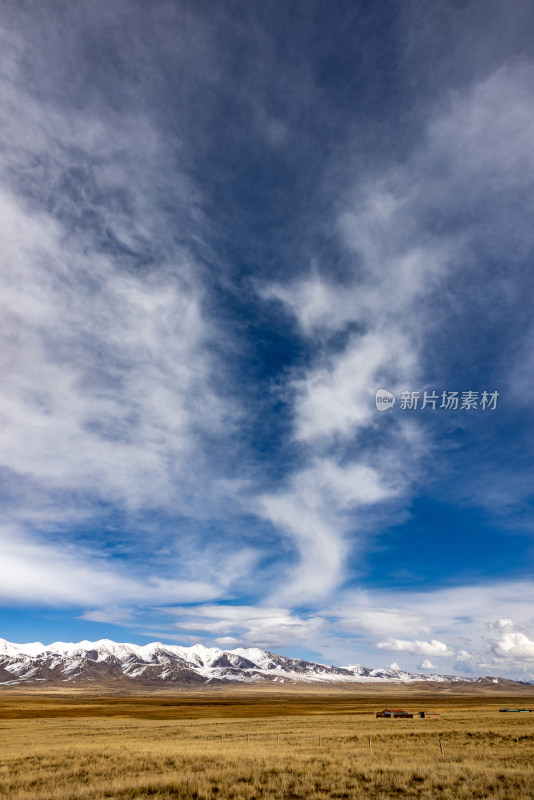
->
[[0, 25, 239, 521], [376, 638, 454, 657], [420, 659, 436, 670], [427, 63, 534, 189], [161, 604, 325, 650], [335, 606, 429, 637], [79, 608, 137, 624], [456, 650, 474, 663], [0, 25, 260, 608], [492, 632, 534, 659], [487, 618, 534, 663], [0, 182, 227, 511], [256, 458, 397, 604], [255, 61, 534, 612], [293, 332, 414, 443], [487, 618, 516, 633], [0, 525, 226, 607], [326, 583, 534, 673]]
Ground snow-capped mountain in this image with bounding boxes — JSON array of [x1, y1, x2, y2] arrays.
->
[[0, 637, 510, 687]]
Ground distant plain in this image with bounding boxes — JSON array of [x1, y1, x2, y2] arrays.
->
[[1, 688, 533, 799]]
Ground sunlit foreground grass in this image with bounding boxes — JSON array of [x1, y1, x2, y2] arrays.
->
[[0, 697, 533, 799]]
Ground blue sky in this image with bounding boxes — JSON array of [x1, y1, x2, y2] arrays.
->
[[1, 0, 534, 679]]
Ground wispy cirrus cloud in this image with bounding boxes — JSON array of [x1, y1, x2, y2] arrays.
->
[[156, 604, 325, 650], [256, 59, 534, 614], [256, 458, 398, 605], [0, 109, 227, 512], [0, 524, 225, 607], [0, 24, 262, 610], [79, 608, 137, 625]]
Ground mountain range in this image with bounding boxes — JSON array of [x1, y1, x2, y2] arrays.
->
[[0, 638, 526, 689]]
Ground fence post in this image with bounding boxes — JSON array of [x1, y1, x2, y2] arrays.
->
[[439, 739, 444, 756]]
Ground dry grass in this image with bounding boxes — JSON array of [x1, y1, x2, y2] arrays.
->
[[0, 693, 533, 799]]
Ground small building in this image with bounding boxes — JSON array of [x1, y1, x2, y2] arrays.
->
[[500, 708, 532, 712], [376, 709, 414, 718], [375, 709, 440, 719]]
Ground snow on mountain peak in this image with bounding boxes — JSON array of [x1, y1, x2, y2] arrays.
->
[[0, 637, 492, 687], [0, 637, 46, 657], [230, 647, 275, 667]]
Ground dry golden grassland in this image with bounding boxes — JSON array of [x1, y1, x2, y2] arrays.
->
[[0, 692, 533, 799]]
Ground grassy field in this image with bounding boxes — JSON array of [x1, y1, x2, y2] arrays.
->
[[0, 692, 533, 799]]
